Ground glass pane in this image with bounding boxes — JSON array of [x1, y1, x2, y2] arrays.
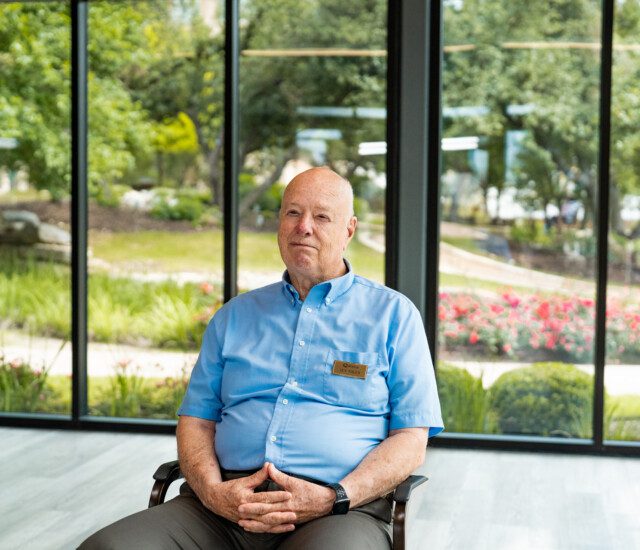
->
[[438, 0, 601, 438], [87, 0, 224, 419], [237, 0, 387, 291], [0, 2, 71, 416], [605, 0, 640, 443]]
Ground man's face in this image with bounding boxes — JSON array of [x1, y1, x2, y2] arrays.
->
[[277, 169, 356, 284]]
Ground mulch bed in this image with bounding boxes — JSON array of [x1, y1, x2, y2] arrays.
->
[[0, 200, 208, 233]]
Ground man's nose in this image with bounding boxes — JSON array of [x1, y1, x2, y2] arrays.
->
[[295, 213, 313, 234]]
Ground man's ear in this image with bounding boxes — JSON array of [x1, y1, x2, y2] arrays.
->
[[345, 216, 357, 248], [348, 216, 357, 236]]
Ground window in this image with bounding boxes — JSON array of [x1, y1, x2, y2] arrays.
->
[[438, 0, 601, 439], [0, 2, 71, 416], [86, 0, 224, 419], [237, 0, 387, 291]]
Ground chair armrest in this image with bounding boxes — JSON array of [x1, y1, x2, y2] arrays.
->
[[392, 475, 428, 550], [393, 474, 428, 504], [149, 460, 183, 508]]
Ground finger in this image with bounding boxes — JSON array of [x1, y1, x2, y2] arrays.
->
[[239, 510, 297, 524], [244, 463, 270, 488], [238, 501, 293, 516], [238, 519, 296, 534], [241, 490, 292, 504], [267, 463, 293, 488]]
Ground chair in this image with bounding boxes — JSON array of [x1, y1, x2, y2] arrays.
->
[[149, 460, 427, 550]]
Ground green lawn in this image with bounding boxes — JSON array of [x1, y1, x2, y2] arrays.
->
[[83, 229, 557, 294], [90, 229, 385, 282]]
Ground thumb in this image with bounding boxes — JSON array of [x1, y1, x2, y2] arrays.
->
[[267, 462, 292, 488], [244, 462, 270, 488]]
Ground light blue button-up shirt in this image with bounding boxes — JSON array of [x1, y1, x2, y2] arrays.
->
[[179, 263, 443, 483]]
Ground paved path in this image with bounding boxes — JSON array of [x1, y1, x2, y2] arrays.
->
[[2, 329, 638, 395], [358, 222, 634, 298]]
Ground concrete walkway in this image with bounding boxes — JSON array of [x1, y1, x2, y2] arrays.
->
[[2, 329, 639, 396]]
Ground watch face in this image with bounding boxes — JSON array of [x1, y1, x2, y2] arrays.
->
[[333, 498, 350, 515]]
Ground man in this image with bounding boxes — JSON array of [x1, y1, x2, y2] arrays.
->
[[81, 167, 443, 549]]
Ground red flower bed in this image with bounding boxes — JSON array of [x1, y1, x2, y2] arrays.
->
[[438, 291, 639, 363]]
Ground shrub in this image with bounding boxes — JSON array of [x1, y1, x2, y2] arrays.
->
[[89, 362, 189, 419], [436, 363, 489, 433], [90, 359, 149, 418], [151, 194, 204, 222], [0, 355, 50, 412], [92, 183, 133, 208], [489, 362, 592, 438]]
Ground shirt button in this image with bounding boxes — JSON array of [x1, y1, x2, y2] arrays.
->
[[270, 435, 277, 442], [306, 307, 312, 313], [325, 297, 331, 304], [283, 399, 289, 405], [290, 380, 298, 387], [299, 340, 305, 347]]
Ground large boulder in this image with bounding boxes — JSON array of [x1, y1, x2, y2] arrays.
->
[[0, 209, 72, 263], [38, 222, 71, 245], [0, 210, 40, 244]]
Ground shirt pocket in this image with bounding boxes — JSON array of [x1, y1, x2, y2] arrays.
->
[[322, 349, 383, 410]]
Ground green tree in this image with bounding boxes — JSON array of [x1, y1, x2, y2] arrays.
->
[[0, 3, 161, 199], [442, 0, 603, 225]]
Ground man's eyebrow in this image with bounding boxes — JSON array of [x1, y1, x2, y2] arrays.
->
[[285, 202, 335, 212]]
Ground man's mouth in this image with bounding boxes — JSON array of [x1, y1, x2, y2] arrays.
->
[[291, 242, 316, 249]]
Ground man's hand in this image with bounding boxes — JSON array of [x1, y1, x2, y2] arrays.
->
[[204, 463, 296, 533], [237, 463, 336, 533]]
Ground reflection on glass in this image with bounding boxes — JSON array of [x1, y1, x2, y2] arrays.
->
[[87, 0, 224, 419], [237, 0, 387, 290], [438, 0, 601, 437], [0, 2, 71, 416], [605, 1, 640, 442]]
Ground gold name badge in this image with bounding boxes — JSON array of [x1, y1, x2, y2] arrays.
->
[[332, 360, 368, 380]]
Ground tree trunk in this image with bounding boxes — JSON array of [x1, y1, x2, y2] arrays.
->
[[609, 182, 624, 236], [207, 129, 223, 208], [238, 147, 295, 219]]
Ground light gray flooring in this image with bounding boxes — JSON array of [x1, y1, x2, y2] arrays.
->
[[0, 428, 638, 550]]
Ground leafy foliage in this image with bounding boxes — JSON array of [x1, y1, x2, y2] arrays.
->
[[436, 363, 490, 433], [489, 362, 593, 437]]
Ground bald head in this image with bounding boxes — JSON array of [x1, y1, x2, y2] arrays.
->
[[283, 167, 354, 221]]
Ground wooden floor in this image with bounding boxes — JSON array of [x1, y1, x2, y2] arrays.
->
[[1, 428, 638, 550]]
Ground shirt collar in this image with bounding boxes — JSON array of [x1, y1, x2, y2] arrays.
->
[[281, 259, 354, 305]]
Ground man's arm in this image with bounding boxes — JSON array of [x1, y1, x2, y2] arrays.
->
[[340, 427, 428, 507], [177, 415, 296, 532]]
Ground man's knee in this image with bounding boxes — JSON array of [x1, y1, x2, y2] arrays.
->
[[78, 508, 169, 550]]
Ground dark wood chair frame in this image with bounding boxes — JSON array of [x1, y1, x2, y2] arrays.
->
[[149, 460, 427, 550]]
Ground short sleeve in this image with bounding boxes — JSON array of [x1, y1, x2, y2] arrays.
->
[[178, 316, 224, 421], [386, 302, 444, 437]]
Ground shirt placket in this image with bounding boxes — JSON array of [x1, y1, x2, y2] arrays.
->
[[263, 290, 323, 467]]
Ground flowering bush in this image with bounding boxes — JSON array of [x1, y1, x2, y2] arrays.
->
[[0, 355, 49, 412], [90, 360, 190, 419], [439, 290, 640, 363]]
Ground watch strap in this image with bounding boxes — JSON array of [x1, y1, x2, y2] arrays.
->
[[327, 482, 350, 515]]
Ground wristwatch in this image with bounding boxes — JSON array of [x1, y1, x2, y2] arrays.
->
[[327, 482, 350, 515]]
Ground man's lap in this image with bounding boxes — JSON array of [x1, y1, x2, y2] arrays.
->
[[78, 486, 391, 550]]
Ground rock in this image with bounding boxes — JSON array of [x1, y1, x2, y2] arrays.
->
[[38, 222, 71, 245], [0, 209, 72, 263], [0, 209, 40, 244]]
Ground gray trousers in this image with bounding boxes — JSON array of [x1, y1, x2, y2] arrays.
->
[[79, 482, 392, 550]]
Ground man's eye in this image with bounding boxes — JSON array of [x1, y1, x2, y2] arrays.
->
[[287, 210, 300, 216], [316, 214, 330, 221]]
